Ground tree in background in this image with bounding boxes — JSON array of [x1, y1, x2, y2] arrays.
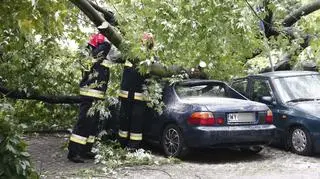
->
[[0, 0, 319, 130]]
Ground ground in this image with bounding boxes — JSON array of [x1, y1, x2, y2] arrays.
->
[[26, 134, 320, 179]]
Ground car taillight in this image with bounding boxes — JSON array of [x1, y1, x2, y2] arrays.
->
[[265, 109, 273, 124], [188, 112, 221, 126]]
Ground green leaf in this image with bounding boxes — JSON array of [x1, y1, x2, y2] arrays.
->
[[20, 152, 30, 157], [5, 143, 17, 154]]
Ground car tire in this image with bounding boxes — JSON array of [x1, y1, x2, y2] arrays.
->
[[289, 127, 313, 156], [240, 146, 263, 154], [161, 124, 188, 158]]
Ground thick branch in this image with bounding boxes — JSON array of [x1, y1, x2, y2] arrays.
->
[[248, 1, 314, 64], [88, 1, 112, 17], [260, 33, 311, 72], [0, 86, 82, 104], [260, 57, 291, 73], [283, 1, 320, 27], [70, 0, 122, 48], [88, 0, 117, 26]]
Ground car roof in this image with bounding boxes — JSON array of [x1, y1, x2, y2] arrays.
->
[[176, 79, 226, 86], [249, 71, 319, 79]]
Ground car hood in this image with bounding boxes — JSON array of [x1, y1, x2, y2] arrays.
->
[[179, 97, 268, 112], [289, 101, 320, 118]]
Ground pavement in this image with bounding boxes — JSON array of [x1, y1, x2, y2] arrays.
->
[[26, 134, 320, 179]]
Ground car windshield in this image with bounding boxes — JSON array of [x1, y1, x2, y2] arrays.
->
[[175, 83, 228, 98], [273, 74, 320, 103]]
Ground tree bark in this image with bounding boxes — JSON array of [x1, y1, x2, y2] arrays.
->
[[0, 86, 82, 104], [70, 0, 123, 48], [88, 0, 117, 26], [283, 1, 320, 27]]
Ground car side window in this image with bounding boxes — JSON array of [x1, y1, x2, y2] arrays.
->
[[252, 79, 272, 102], [231, 79, 248, 97]]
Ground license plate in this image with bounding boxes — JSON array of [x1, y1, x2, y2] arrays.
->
[[227, 113, 255, 123]]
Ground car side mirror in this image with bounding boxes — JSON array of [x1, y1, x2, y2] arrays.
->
[[260, 96, 276, 105]]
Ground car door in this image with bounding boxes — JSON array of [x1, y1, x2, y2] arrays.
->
[[248, 77, 286, 144], [249, 77, 273, 103]]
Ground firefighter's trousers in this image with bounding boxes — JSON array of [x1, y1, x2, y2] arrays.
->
[[68, 96, 100, 156], [118, 96, 147, 149]]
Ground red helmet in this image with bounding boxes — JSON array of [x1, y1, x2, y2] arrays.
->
[[141, 32, 154, 49], [88, 33, 105, 48], [142, 32, 154, 42]]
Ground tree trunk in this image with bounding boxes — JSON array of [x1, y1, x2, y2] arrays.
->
[[70, 0, 123, 48], [88, 0, 117, 25], [283, 1, 320, 27], [0, 86, 82, 104]]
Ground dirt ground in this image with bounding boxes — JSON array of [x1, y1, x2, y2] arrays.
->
[[26, 134, 320, 179]]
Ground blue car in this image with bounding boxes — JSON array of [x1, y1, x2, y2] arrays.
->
[[231, 71, 320, 156], [142, 80, 275, 157]]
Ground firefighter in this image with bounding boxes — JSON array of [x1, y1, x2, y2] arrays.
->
[[118, 32, 173, 150], [68, 33, 114, 163]]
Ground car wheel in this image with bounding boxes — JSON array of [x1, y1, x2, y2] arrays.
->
[[290, 127, 312, 156], [162, 124, 188, 158], [240, 146, 263, 154]]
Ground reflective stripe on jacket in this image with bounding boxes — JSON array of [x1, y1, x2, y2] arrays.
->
[[120, 61, 147, 93], [118, 90, 149, 101], [80, 88, 105, 99]]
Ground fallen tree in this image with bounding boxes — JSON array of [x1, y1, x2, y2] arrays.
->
[[246, 0, 320, 72], [283, 1, 320, 27], [0, 86, 82, 104], [1, 0, 320, 104], [69, 0, 122, 48]]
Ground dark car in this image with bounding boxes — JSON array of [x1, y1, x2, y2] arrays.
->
[[231, 71, 320, 156], [138, 80, 276, 157]]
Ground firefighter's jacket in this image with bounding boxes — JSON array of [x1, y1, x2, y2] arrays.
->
[[79, 42, 120, 99], [119, 58, 184, 101], [119, 60, 148, 101]]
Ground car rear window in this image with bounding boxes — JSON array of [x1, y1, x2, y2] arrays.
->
[[175, 83, 228, 98]]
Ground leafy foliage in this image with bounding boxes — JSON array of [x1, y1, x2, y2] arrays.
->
[[143, 78, 165, 114], [12, 100, 77, 130], [0, 100, 39, 179], [112, 0, 263, 80], [78, 136, 180, 176], [0, 0, 89, 130]]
